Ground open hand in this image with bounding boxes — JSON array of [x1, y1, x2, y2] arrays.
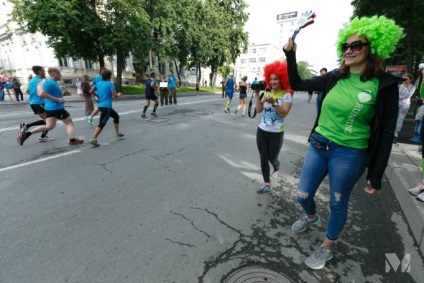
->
[[364, 180, 380, 195]]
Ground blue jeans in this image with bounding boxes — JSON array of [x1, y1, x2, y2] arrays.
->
[[0, 89, 4, 101], [296, 133, 367, 241]]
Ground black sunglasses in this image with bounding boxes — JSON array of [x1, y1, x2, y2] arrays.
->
[[341, 40, 369, 53]]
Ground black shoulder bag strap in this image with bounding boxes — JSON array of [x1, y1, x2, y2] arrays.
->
[[248, 91, 265, 118]]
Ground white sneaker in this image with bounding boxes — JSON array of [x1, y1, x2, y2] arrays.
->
[[38, 136, 54, 142], [408, 183, 424, 196], [417, 192, 424, 202]]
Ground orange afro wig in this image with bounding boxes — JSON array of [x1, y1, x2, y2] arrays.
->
[[263, 60, 293, 94]]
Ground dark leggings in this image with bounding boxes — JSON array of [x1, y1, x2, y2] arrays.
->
[[98, 107, 119, 129], [256, 127, 284, 183], [14, 88, 23, 101]]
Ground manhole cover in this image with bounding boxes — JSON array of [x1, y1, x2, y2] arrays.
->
[[224, 266, 293, 283], [145, 118, 169, 123]]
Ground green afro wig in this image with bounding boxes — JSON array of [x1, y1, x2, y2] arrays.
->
[[336, 16, 403, 59]]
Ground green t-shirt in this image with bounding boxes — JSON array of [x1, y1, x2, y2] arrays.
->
[[315, 73, 379, 149], [420, 85, 424, 98]]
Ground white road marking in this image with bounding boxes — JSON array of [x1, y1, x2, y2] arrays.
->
[[0, 150, 80, 173]]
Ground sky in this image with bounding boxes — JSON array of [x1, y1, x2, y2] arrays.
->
[[244, 0, 354, 72]]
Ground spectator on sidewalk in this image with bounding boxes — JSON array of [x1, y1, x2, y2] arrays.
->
[[409, 72, 424, 201], [410, 104, 424, 143], [0, 80, 4, 102], [12, 77, 24, 102], [76, 78, 83, 99], [283, 16, 403, 270], [220, 78, 226, 98], [159, 75, 169, 105], [395, 73, 416, 138], [81, 75, 94, 116], [168, 71, 178, 105], [1, 72, 15, 102]]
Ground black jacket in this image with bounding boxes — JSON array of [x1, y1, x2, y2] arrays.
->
[[284, 50, 402, 190]]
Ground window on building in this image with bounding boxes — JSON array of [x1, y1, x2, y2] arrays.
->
[[249, 58, 257, 63], [240, 59, 247, 64], [84, 59, 93, 69], [251, 48, 256, 54], [63, 79, 72, 85], [258, 57, 266, 63], [58, 57, 68, 67], [259, 47, 266, 53]]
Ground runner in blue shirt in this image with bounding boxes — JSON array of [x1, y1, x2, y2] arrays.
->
[[224, 73, 235, 113], [141, 71, 159, 118], [18, 67, 83, 146], [18, 65, 54, 142], [85, 67, 106, 126], [88, 69, 124, 147]]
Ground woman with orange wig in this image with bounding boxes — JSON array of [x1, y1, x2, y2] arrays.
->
[[254, 60, 293, 193]]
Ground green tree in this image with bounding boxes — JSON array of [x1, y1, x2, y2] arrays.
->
[[351, 0, 424, 75], [297, 61, 314, 80], [10, 0, 150, 92], [10, 0, 108, 66]]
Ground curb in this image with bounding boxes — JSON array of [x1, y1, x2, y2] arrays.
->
[[386, 143, 424, 255]]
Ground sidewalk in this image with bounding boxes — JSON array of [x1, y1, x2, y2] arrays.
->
[[386, 120, 424, 255]]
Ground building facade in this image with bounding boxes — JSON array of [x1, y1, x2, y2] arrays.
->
[[233, 43, 285, 83]]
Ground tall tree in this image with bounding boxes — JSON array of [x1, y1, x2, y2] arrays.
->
[[10, 0, 150, 91], [351, 0, 424, 75], [10, 0, 109, 66]]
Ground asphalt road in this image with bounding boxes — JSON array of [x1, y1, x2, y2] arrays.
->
[[0, 93, 423, 283]]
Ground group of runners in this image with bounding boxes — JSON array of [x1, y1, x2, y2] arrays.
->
[[17, 66, 124, 147]]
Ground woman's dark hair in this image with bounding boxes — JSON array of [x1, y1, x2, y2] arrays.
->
[[338, 52, 384, 81], [150, 71, 155, 78], [101, 69, 112, 80]]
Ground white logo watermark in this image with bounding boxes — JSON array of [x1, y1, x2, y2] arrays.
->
[[385, 253, 411, 272]]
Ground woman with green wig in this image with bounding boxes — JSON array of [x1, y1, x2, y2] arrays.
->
[[283, 16, 403, 269]]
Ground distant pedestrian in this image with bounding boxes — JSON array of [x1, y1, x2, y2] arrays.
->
[[81, 75, 94, 116], [409, 80, 424, 200], [159, 75, 169, 106], [235, 76, 248, 116], [12, 77, 24, 102], [141, 71, 159, 118], [224, 73, 235, 113], [0, 80, 4, 102], [395, 73, 415, 138], [88, 69, 124, 147], [76, 78, 83, 99], [314, 68, 328, 112], [168, 71, 179, 105], [195, 82, 200, 96], [220, 78, 226, 98], [1, 72, 14, 102]]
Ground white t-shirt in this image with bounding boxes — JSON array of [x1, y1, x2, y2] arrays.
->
[[258, 91, 293, 133]]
